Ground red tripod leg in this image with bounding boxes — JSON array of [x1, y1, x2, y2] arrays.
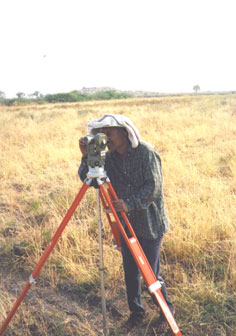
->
[[0, 182, 89, 336], [99, 182, 182, 336]]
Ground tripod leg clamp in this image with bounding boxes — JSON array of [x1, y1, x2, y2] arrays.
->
[[148, 281, 162, 293], [29, 274, 36, 284]]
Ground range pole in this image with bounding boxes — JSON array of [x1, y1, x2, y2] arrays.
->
[[97, 189, 108, 336]]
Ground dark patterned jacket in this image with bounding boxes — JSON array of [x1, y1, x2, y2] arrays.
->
[[78, 141, 170, 240]]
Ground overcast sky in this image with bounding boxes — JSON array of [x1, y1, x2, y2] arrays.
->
[[1, 0, 236, 97]]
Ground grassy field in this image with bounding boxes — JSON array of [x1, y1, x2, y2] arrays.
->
[[0, 95, 236, 336]]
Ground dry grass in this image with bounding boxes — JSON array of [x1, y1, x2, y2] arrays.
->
[[0, 95, 236, 335]]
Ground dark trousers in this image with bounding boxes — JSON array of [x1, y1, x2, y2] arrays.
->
[[120, 232, 174, 315]]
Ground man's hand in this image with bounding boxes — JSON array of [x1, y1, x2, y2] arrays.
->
[[79, 137, 88, 158], [112, 199, 128, 213]]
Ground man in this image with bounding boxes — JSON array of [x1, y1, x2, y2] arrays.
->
[[78, 114, 174, 332]]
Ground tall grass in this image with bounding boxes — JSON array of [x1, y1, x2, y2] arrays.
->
[[0, 95, 236, 335]]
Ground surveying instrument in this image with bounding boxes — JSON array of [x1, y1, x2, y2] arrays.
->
[[0, 133, 183, 336]]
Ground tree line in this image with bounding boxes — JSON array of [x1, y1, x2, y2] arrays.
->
[[0, 90, 133, 106]]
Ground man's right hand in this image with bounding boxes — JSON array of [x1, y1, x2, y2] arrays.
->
[[79, 137, 88, 158], [112, 199, 128, 213]]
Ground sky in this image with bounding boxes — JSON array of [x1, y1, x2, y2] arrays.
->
[[1, 0, 236, 98]]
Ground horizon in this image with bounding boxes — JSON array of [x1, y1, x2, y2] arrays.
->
[[2, 86, 236, 100]]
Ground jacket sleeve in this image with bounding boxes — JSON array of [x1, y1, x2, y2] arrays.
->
[[78, 156, 89, 182], [78, 157, 99, 188]]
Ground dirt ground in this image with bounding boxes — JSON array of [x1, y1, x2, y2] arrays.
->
[[1, 264, 177, 336]]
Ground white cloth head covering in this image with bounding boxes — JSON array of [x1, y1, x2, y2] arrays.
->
[[87, 114, 141, 148]]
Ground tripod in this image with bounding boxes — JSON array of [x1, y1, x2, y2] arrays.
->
[[0, 166, 183, 336]]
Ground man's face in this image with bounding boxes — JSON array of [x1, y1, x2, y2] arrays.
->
[[100, 127, 128, 153]]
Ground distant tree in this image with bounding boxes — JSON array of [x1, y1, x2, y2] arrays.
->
[[193, 85, 200, 93], [32, 91, 41, 98], [29, 91, 42, 99], [16, 92, 25, 98], [0, 91, 6, 98]]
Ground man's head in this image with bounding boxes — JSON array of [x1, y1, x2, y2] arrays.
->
[[93, 126, 129, 155], [87, 114, 141, 149]]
